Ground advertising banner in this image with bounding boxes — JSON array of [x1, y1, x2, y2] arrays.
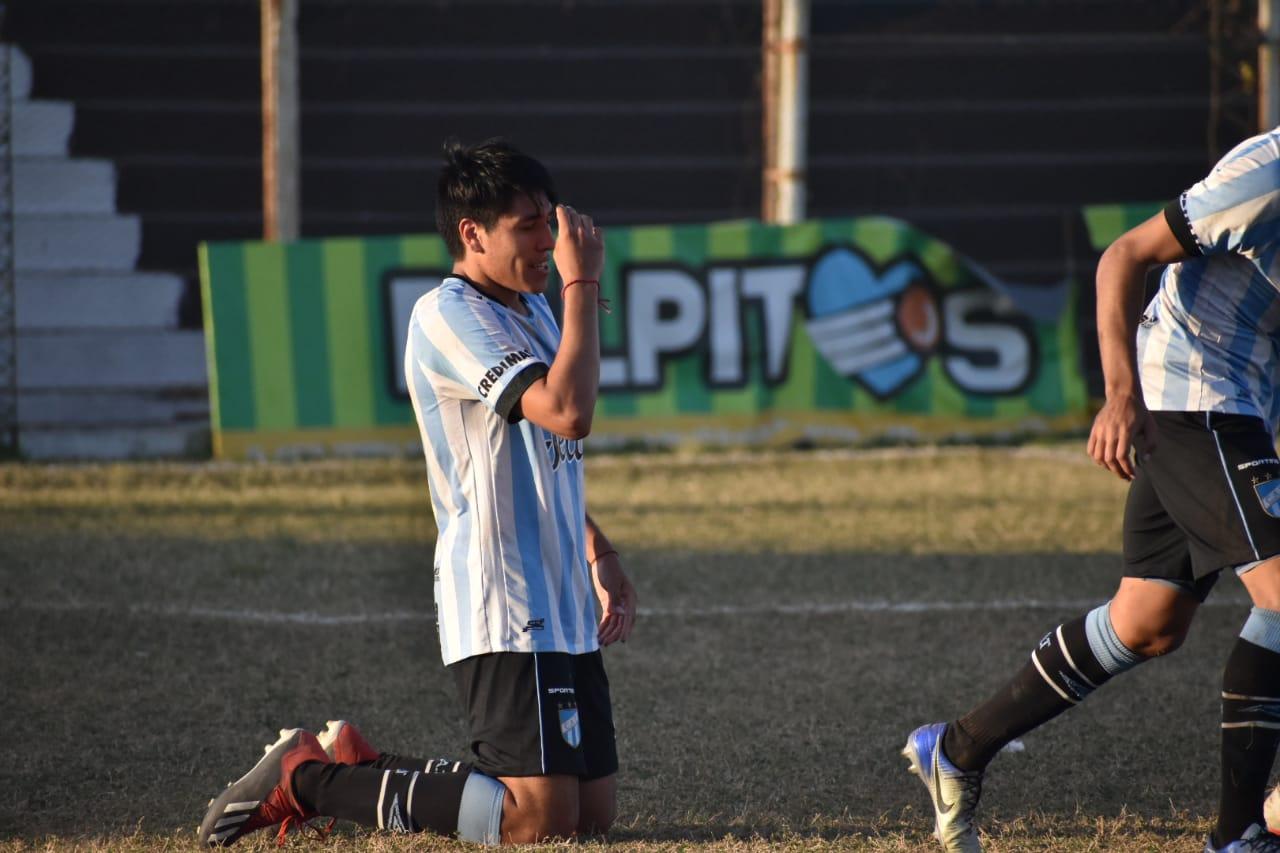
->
[[200, 217, 1088, 459]]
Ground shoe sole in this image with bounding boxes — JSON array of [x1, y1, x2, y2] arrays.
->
[[198, 728, 304, 847], [315, 720, 346, 758]]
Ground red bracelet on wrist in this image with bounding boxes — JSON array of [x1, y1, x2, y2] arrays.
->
[[589, 549, 618, 565], [561, 279, 611, 313]]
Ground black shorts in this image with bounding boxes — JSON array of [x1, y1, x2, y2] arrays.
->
[[449, 650, 618, 780], [1123, 411, 1280, 600]]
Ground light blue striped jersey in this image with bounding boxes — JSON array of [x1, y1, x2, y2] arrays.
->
[[405, 276, 597, 665], [1140, 127, 1280, 424]]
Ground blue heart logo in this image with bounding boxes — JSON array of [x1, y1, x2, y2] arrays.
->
[[805, 248, 939, 397]]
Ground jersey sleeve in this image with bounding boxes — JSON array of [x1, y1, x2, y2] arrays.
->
[[413, 288, 549, 423], [1164, 144, 1280, 260]]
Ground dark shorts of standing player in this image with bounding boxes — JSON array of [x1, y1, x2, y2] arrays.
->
[[1124, 411, 1280, 600]]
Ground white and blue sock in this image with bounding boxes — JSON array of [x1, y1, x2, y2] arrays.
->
[[944, 602, 1144, 771]]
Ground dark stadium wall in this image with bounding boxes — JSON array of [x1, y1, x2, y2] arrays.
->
[[5, 0, 1258, 396]]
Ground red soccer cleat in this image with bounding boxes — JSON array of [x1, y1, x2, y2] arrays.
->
[[197, 728, 330, 847], [316, 719, 380, 764]]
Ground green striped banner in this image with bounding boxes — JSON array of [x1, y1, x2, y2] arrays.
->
[[1081, 202, 1164, 251], [200, 217, 1089, 459]]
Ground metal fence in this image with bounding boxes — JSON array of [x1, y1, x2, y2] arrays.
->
[[0, 2, 17, 459]]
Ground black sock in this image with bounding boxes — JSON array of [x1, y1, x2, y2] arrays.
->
[[1215, 633, 1280, 845], [293, 754, 472, 835], [943, 606, 1142, 771]]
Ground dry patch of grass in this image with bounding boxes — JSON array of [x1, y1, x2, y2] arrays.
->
[[0, 447, 1246, 851], [0, 446, 1127, 553]]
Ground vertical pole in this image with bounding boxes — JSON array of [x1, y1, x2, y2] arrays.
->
[[761, 0, 780, 222], [1209, 0, 1222, 155], [1261, 0, 1280, 131], [0, 11, 18, 459], [762, 0, 809, 224], [261, 0, 299, 240]]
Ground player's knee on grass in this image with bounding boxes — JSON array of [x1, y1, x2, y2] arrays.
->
[[576, 775, 617, 837], [577, 797, 616, 836], [577, 803, 616, 837], [504, 806, 580, 843], [498, 775, 580, 843]]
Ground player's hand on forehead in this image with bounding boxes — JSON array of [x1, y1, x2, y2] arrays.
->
[[553, 203, 605, 284], [556, 203, 597, 233]]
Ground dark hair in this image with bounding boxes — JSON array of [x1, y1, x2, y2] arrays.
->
[[435, 138, 558, 259]]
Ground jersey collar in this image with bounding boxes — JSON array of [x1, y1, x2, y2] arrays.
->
[[449, 273, 531, 316]]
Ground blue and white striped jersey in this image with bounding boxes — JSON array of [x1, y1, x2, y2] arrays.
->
[[1140, 128, 1280, 425], [405, 276, 597, 665]]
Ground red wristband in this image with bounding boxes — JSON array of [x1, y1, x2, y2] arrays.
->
[[562, 279, 611, 313]]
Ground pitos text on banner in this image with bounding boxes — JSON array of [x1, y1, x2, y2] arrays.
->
[[384, 242, 1044, 402], [597, 246, 1037, 399]]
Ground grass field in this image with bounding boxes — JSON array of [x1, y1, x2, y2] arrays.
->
[[0, 445, 1266, 851]]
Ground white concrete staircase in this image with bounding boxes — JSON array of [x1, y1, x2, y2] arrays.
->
[[10, 44, 208, 459]]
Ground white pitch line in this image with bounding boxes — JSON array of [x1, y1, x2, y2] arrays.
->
[[584, 444, 1099, 468], [0, 600, 426, 625], [0, 596, 1252, 625]]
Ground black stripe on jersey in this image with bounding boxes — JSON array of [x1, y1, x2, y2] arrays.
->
[[498, 362, 550, 423], [1163, 197, 1202, 257]]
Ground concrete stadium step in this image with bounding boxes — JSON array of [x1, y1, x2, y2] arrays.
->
[[3, 0, 1190, 47], [291, 153, 1191, 213], [14, 100, 73, 156], [15, 270, 184, 329], [9, 43, 32, 99], [6, 2, 258, 47], [15, 157, 115, 214], [18, 387, 208, 427], [17, 329, 206, 389], [15, 213, 140, 271], [18, 424, 210, 460], [74, 101, 258, 158], [23, 46, 753, 102], [22, 48, 258, 100], [811, 1, 1192, 36], [116, 160, 259, 212], [287, 95, 1205, 161]]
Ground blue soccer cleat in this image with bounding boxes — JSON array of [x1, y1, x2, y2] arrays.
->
[[902, 722, 984, 853], [1204, 824, 1280, 852]]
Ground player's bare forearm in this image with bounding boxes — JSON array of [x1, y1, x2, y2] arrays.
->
[[584, 513, 613, 562], [1089, 213, 1188, 479], [1095, 243, 1146, 403], [1095, 213, 1189, 401], [542, 280, 600, 433], [586, 513, 635, 645], [519, 205, 604, 439]]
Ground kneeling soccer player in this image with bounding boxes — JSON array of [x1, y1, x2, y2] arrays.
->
[[905, 126, 1280, 853], [198, 139, 637, 846]]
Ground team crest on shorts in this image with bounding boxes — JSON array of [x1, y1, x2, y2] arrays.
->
[[1256, 478, 1280, 518], [558, 705, 581, 749]]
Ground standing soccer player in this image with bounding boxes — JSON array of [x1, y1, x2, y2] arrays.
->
[[198, 139, 637, 846], [904, 127, 1280, 853]]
